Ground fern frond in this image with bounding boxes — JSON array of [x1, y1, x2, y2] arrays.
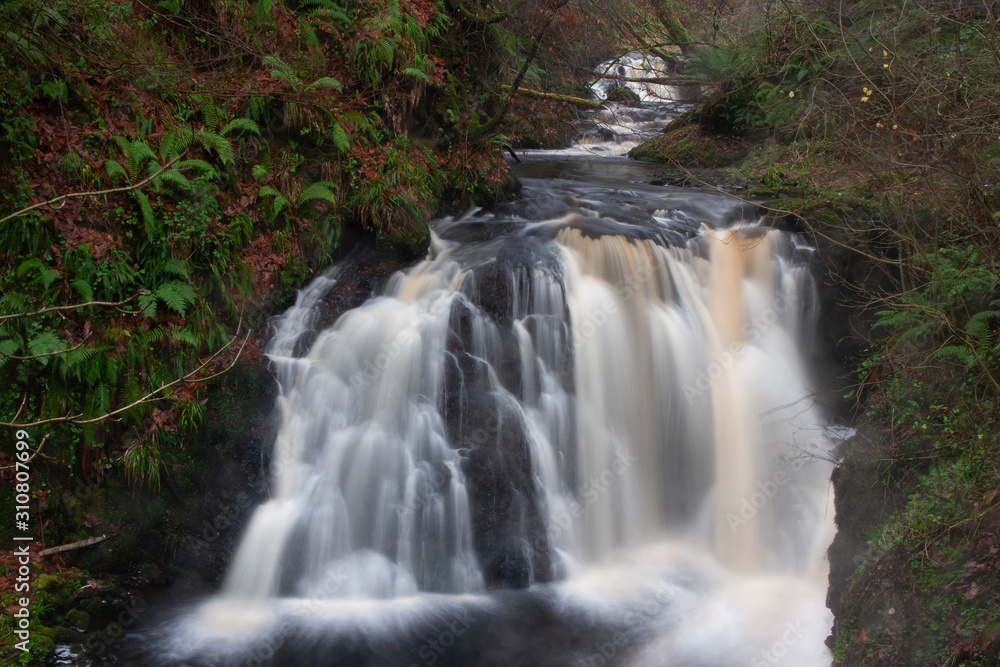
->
[[330, 122, 351, 152], [156, 170, 192, 191], [163, 258, 191, 279], [195, 130, 235, 166], [138, 293, 157, 318], [299, 181, 338, 206], [307, 76, 343, 92], [176, 158, 217, 176], [263, 54, 299, 87], [933, 345, 977, 369], [0, 292, 29, 314], [155, 281, 197, 316], [132, 190, 156, 236], [197, 95, 221, 132], [221, 118, 261, 136], [71, 279, 94, 303], [401, 67, 431, 83], [172, 325, 201, 347], [28, 330, 68, 358], [259, 186, 290, 217], [965, 310, 999, 345], [105, 159, 128, 182]]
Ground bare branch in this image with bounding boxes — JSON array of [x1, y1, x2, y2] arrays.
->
[[0, 155, 182, 226]]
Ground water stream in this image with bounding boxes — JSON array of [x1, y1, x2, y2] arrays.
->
[[141, 59, 839, 667]]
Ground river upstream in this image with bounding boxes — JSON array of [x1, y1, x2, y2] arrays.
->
[[108, 56, 841, 667]]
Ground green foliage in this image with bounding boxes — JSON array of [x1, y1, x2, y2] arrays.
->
[[875, 246, 1000, 388], [348, 0, 449, 89]]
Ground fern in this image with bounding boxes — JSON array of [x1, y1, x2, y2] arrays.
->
[[933, 345, 977, 370], [195, 130, 235, 166], [306, 76, 343, 92], [162, 258, 191, 279], [0, 292, 29, 313], [175, 159, 217, 176], [155, 281, 197, 316], [157, 0, 183, 13], [221, 118, 261, 136], [252, 0, 275, 25], [263, 55, 300, 87], [155, 169, 191, 191], [299, 181, 338, 206], [132, 190, 156, 236], [172, 325, 201, 347], [330, 122, 351, 152], [301, 0, 352, 26], [401, 67, 431, 84], [197, 95, 222, 133], [0, 338, 19, 369], [259, 185, 290, 218], [965, 310, 999, 345], [71, 278, 94, 303], [59, 345, 104, 380], [139, 292, 158, 318], [17, 258, 45, 278], [27, 330, 68, 358], [105, 158, 128, 182]]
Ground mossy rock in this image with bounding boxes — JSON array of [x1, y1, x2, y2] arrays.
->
[[64, 609, 90, 631], [50, 625, 84, 643], [83, 597, 104, 616], [629, 123, 746, 167], [35, 573, 74, 609], [26, 626, 56, 660], [606, 86, 641, 104]]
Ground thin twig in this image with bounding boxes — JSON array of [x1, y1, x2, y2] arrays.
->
[[0, 156, 181, 226], [0, 296, 140, 322]]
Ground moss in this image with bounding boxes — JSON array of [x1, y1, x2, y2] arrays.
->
[[606, 86, 640, 103], [26, 626, 56, 660], [629, 123, 746, 167], [64, 609, 90, 632], [49, 625, 84, 643], [83, 597, 103, 616], [35, 574, 73, 610]]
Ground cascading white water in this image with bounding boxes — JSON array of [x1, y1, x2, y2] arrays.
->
[[562, 53, 697, 156], [151, 185, 838, 665], [148, 69, 841, 666], [176, 193, 839, 657]]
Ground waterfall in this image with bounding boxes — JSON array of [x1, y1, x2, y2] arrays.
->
[[216, 207, 833, 602], [147, 99, 837, 667]]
